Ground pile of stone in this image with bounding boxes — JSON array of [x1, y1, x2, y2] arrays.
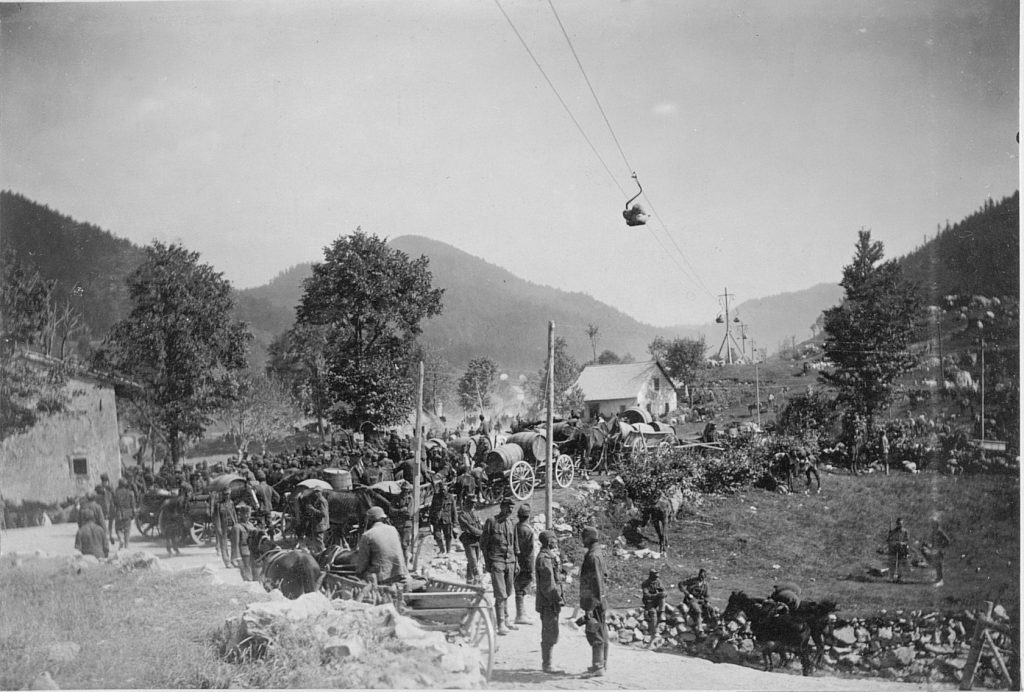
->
[[221, 590, 485, 688], [604, 602, 705, 648]]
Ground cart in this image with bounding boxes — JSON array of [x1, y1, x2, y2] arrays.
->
[[135, 488, 174, 537], [487, 432, 575, 501]]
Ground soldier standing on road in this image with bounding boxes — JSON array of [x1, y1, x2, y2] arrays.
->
[[232, 504, 258, 581], [514, 504, 536, 625], [457, 495, 483, 584], [111, 477, 137, 550], [480, 497, 520, 635], [886, 517, 911, 583], [535, 530, 564, 674], [429, 482, 457, 554], [211, 489, 237, 568], [579, 525, 609, 678]]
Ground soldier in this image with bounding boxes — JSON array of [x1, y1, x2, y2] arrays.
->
[[678, 568, 710, 634], [886, 517, 911, 583], [429, 482, 457, 554], [513, 504, 535, 625], [534, 530, 565, 674], [392, 481, 415, 562], [111, 477, 137, 550], [641, 568, 666, 637], [481, 497, 520, 635], [457, 495, 483, 584], [75, 512, 109, 559], [232, 504, 258, 581], [924, 519, 951, 587], [210, 489, 237, 568], [579, 525, 609, 677]]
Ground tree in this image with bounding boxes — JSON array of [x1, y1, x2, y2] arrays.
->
[[596, 349, 623, 365], [267, 323, 331, 435], [221, 370, 297, 456], [585, 324, 600, 362], [820, 230, 921, 436], [416, 344, 453, 417], [529, 337, 585, 417], [95, 242, 250, 465], [0, 253, 68, 439], [457, 357, 498, 414], [296, 230, 444, 428], [647, 335, 707, 384]]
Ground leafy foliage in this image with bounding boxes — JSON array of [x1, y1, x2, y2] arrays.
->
[[220, 370, 298, 455], [776, 391, 837, 437], [95, 242, 250, 463], [296, 231, 444, 428], [414, 344, 454, 417], [647, 335, 707, 383], [820, 230, 921, 431], [527, 336, 584, 417], [456, 357, 498, 414], [267, 324, 332, 434]]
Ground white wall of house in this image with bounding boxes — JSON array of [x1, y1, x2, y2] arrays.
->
[[0, 376, 122, 504]]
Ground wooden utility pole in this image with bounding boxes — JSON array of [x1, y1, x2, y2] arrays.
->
[[411, 361, 424, 563], [545, 321, 555, 530], [754, 357, 762, 427]]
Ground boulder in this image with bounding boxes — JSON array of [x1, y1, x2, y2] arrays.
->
[[877, 626, 893, 640], [618, 629, 635, 644], [714, 640, 742, 664], [623, 617, 639, 629], [833, 626, 857, 646], [880, 646, 916, 668]]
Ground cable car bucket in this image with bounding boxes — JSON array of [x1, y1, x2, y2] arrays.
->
[[622, 172, 649, 227]]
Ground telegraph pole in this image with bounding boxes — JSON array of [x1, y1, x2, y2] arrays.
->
[[545, 321, 555, 530], [411, 361, 424, 564], [715, 287, 744, 364]]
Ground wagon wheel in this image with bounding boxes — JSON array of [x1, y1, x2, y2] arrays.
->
[[554, 454, 574, 488], [189, 520, 215, 546], [462, 606, 497, 681], [630, 438, 647, 460], [657, 439, 674, 455], [508, 461, 536, 500], [135, 515, 160, 537]]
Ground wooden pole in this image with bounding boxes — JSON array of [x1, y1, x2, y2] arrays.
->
[[545, 321, 554, 530], [412, 361, 424, 563], [754, 358, 762, 427], [960, 601, 994, 690]]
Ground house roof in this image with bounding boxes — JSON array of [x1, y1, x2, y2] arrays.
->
[[572, 360, 679, 401]]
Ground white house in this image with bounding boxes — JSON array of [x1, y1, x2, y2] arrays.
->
[[572, 360, 679, 422]]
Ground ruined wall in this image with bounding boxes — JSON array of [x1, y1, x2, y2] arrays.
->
[[0, 377, 122, 503]]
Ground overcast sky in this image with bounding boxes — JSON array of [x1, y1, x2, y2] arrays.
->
[[2, 1, 1018, 325]]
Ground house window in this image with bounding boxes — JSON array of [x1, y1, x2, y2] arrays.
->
[[71, 457, 88, 476], [588, 403, 600, 420], [653, 378, 660, 392], [619, 404, 627, 413]]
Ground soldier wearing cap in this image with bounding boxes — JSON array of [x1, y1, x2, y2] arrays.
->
[[579, 525, 609, 677], [232, 504, 258, 581], [481, 497, 520, 635], [458, 494, 484, 584], [534, 530, 565, 674], [513, 504, 536, 625], [641, 568, 667, 637], [353, 506, 408, 584]]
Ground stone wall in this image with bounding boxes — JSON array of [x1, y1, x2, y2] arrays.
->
[[0, 377, 121, 503]]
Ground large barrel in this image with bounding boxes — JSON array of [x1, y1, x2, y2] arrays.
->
[[486, 443, 525, 475], [447, 437, 477, 459], [323, 468, 352, 491], [621, 407, 653, 425], [551, 421, 575, 444], [508, 432, 547, 462]]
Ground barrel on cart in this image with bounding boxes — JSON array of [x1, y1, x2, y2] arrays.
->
[[485, 434, 574, 501]]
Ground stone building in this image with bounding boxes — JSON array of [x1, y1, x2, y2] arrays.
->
[[573, 360, 680, 422]]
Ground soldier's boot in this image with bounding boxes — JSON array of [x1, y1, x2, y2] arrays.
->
[[515, 595, 533, 625], [504, 601, 519, 630], [541, 645, 562, 674], [496, 605, 510, 636], [582, 646, 605, 677]]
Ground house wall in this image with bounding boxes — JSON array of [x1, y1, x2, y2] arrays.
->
[[0, 378, 122, 504], [584, 371, 679, 422]]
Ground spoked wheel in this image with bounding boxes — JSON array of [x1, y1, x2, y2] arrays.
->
[[462, 605, 497, 682], [135, 515, 160, 537], [630, 438, 647, 460], [189, 520, 215, 546], [657, 439, 674, 455], [508, 461, 536, 500], [554, 454, 574, 488]]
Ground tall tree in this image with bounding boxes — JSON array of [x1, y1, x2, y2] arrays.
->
[[820, 230, 921, 434], [296, 230, 444, 428], [585, 324, 600, 362], [0, 253, 68, 439], [95, 242, 250, 464], [414, 344, 453, 417], [647, 335, 707, 384], [267, 323, 331, 435], [596, 349, 623, 365], [457, 357, 498, 414], [529, 336, 585, 417], [221, 370, 297, 456]]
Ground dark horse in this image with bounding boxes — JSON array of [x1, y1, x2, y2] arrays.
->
[[248, 529, 323, 599], [790, 599, 838, 666], [722, 591, 813, 675], [293, 486, 393, 549]]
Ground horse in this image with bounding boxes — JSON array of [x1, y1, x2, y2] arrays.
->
[[638, 485, 684, 555], [293, 486, 393, 549], [791, 599, 838, 666], [722, 591, 813, 675], [248, 529, 323, 599]]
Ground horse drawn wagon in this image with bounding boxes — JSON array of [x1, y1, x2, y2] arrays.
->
[[485, 430, 576, 500]]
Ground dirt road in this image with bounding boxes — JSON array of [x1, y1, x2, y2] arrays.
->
[[2, 523, 946, 690]]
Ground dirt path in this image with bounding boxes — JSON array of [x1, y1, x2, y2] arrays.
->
[[3, 523, 948, 690]]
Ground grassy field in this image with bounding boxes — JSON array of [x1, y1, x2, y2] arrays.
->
[[559, 472, 1019, 620], [0, 560, 265, 690]]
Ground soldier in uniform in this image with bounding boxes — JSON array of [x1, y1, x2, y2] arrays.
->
[[534, 530, 564, 674], [457, 495, 483, 584], [886, 517, 911, 583], [678, 568, 710, 634], [579, 525, 609, 677], [429, 482, 457, 554], [481, 497, 519, 635], [231, 504, 258, 581], [513, 504, 535, 625], [111, 477, 137, 550], [641, 568, 667, 637], [211, 489, 237, 567]]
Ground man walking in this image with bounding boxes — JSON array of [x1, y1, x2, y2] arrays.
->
[[579, 525, 609, 677], [513, 504, 536, 625], [886, 517, 911, 583], [211, 489, 237, 568], [481, 497, 519, 635], [457, 495, 483, 584], [535, 530, 564, 674], [429, 482, 457, 554], [111, 477, 137, 550]]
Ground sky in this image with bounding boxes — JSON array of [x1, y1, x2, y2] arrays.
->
[[1, 0, 1018, 326]]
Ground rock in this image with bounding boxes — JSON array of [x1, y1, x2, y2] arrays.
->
[[880, 646, 916, 667], [554, 523, 573, 533], [632, 628, 645, 642], [324, 635, 364, 659], [623, 617, 639, 629], [994, 605, 1009, 621], [29, 672, 59, 690], [392, 617, 448, 649], [618, 629, 635, 644], [855, 626, 870, 642], [943, 657, 968, 671], [46, 642, 80, 664], [833, 626, 857, 646], [877, 626, 893, 640], [838, 652, 861, 666], [737, 638, 755, 653], [714, 640, 742, 663]]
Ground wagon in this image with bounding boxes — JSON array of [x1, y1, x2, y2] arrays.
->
[[592, 420, 678, 469], [135, 488, 175, 537], [486, 431, 575, 500]]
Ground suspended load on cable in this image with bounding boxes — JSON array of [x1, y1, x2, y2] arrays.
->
[[622, 172, 649, 226]]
